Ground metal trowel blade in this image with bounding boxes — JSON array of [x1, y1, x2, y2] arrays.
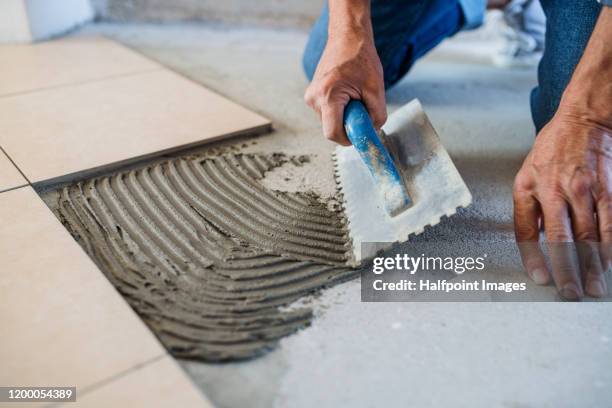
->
[[334, 99, 472, 264]]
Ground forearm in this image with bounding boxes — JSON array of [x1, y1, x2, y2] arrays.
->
[[304, 0, 386, 143], [328, 0, 373, 41], [561, 7, 612, 128]]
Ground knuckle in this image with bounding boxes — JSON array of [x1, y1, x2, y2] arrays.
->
[[304, 87, 318, 108], [546, 227, 572, 242], [598, 187, 612, 203], [372, 117, 385, 129], [599, 222, 612, 237], [540, 192, 566, 209], [544, 206, 565, 220], [596, 199, 612, 231], [318, 92, 336, 107], [324, 131, 338, 142], [376, 111, 388, 126], [574, 229, 598, 242], [303, 90, 312, 105], [304, 96, 314, 109], [513, 173, 534, 195], [569, 175, 593, 196], [320, 76, 338, 95], [515, 224, 539, 240], [319, 100, 337, 111]]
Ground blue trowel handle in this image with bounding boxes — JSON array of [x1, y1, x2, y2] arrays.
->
[[343, 100, 411, 216]]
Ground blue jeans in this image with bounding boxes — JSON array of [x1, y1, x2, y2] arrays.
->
[[303, 0, 602, 132]]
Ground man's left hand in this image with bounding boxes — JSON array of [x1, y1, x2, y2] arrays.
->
[[513, 110, 611, 300]]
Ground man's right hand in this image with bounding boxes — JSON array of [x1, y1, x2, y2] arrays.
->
[[304, 1, 386, 146]]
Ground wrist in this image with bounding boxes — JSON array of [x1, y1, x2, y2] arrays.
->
[[327, 28, 375, 52], [554, 103, 612, 136], [562, 59, 612, 129], [557, 7, 612, 130], [328, 0, 373, 43], [559, 89, 612, 131]]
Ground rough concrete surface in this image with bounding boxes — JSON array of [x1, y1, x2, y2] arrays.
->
[[78, 20, 612, 408]]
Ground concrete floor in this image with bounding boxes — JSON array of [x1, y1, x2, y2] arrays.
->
[[83, 21, 612, 408]]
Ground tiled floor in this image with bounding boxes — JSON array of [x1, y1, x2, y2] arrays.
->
[[0, 148, 26, 192], [0, 187, 211, 407], [0, 34, 271, 407], [66, 356, 211, 408], [0, 36, 270, 184], [0, 36, 159, 96], [0, 186, 165, 388]]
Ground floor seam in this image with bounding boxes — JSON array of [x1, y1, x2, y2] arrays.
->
[[0, 145, 31, 185], [47, 352, 168, 408], [26, 123, 271, 189], [0, 67, 164, 100], [0, 184, 29, 194]]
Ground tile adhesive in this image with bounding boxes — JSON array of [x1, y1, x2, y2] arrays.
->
[[44, 153, 356, 361]]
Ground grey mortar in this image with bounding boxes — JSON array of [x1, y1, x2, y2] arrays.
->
[[43, 152, 356, 361]]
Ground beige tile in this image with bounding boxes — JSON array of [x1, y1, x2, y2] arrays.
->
[[69, 356, 213, 408], [0, 36, 160, 96], [0, 69, 271, 183], [0, 149, 26, 192], [0, 187, 165, 390]]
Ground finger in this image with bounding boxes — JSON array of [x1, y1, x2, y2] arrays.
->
[[514, 191, 550, 284], [321, 103, 351, 146], [569, 193, 606, 298], [596, 194, 612, 272], [543, 202, 584, 300], [362, 91, 387, 129], [577, 241, 607, 297]]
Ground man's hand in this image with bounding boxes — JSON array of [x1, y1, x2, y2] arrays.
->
[[304, 0, 386, 145], [513, 111, 611, 299], [513, 7, 612, 300]]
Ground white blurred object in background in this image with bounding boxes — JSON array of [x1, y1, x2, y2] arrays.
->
[[493, 0, 546, 68], [0, 0, 93, 43]]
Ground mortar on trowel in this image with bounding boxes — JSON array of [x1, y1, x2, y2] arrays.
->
[[334, 99, 472, 263]]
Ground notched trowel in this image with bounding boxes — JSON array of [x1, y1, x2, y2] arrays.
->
[[333, 99, 472, 264]]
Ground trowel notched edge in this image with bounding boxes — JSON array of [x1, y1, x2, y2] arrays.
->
[[333, 99, 472, 264]]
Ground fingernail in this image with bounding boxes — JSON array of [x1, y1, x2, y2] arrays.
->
[[560, 283, 581, 301], [530, 269, 548, 285], [586, 280, 607, 298]]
